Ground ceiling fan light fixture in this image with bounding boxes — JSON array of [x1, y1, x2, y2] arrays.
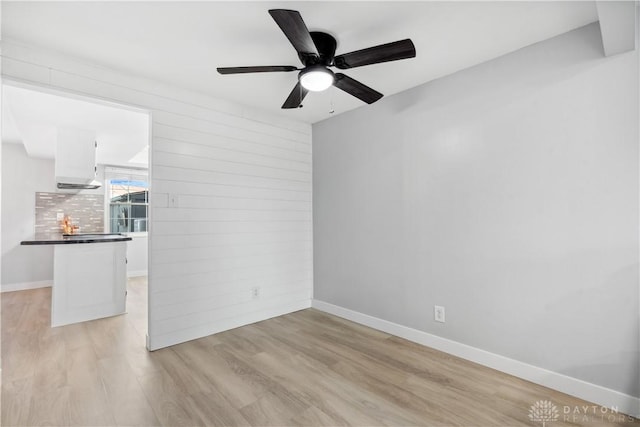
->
[[217, 10, 416, 109], [299, 66, 334, 92]]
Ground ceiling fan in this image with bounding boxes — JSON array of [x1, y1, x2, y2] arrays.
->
[[217, 9, 416, 109]]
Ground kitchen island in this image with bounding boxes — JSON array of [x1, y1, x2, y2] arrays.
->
[[21, 233, 132, 327]]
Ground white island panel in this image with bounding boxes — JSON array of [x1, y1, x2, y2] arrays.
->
[[52, 241, 127, 327]]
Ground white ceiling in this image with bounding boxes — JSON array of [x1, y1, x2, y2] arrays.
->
[[2, 1, 598, 124], [2, 84, 150, 167]]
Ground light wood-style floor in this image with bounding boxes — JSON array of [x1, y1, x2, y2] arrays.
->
[[1, 277, 637, 427]]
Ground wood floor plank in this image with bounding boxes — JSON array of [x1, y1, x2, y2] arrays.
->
[[184, 390, 252, 427], [1, 332, 39, 382], [98, 355, 161, 427], [402, 373, 528, 426], [31, 330, 67, 395], [289, 405, 352, 427], [150, 346, 217, 395], [66, 345, 100, 389], [67, 382, 117, 426], [213, 344, 310, 414], [1, 377, 33, 427], [246, 346, 383, 426], [26, 385, 71, 427], [171, 339, 262, 409], [252, 319, 343, 367], [137, 369, 205, 427]]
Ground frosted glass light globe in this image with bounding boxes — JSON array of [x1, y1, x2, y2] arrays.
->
[[300, 67, 334, 92]]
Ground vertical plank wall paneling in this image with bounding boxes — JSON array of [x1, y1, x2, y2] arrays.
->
[[1, 41, 313, 350]]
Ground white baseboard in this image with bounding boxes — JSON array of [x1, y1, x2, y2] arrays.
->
[[1, 280, 52, 293], [127, 270, 147, 278], [312, 299, 640, 418]]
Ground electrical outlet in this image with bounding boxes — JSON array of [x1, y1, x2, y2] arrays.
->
[[434, 305, 445, 323], [251, 287, 260, 299], [56, 212, 65, 221]]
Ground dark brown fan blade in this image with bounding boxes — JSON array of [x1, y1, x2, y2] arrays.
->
[[217, 66, 298, 74], [269, 9, 319, 59], [282, 82, 309, 109], [333, 73, 383, 104], [334, 39, 416, 69]]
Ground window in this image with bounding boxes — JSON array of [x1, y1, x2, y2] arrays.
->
[[105, 167, 148, 234]]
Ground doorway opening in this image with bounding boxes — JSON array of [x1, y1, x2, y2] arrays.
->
[[1, 79, 152, 348]]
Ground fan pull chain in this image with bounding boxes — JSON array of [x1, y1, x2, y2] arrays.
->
[[329, 89, 335, 114], [299, 83, 304, 108]]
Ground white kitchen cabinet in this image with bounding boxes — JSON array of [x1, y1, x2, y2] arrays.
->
[[55, 127, 97, 185]]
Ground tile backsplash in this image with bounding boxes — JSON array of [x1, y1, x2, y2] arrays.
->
[[35, 192, 104, 235]]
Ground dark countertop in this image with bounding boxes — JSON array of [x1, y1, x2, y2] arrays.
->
[[21, 233, 133, 245]]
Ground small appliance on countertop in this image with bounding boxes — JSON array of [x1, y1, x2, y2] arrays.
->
[[60, 215, 79, 235]]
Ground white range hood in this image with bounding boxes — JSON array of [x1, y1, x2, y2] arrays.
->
[[55, 127, 101, 190]]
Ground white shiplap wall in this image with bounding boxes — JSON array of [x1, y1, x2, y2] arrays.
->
[[1, 41, 313, 350]]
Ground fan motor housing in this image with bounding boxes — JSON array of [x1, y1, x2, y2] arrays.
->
[[301, 31, 337, 66]]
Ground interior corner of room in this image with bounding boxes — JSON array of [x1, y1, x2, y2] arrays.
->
[[0, 1, 639, 425]]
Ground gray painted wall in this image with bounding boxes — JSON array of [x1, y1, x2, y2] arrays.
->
[[313, 23, 639, 397]]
